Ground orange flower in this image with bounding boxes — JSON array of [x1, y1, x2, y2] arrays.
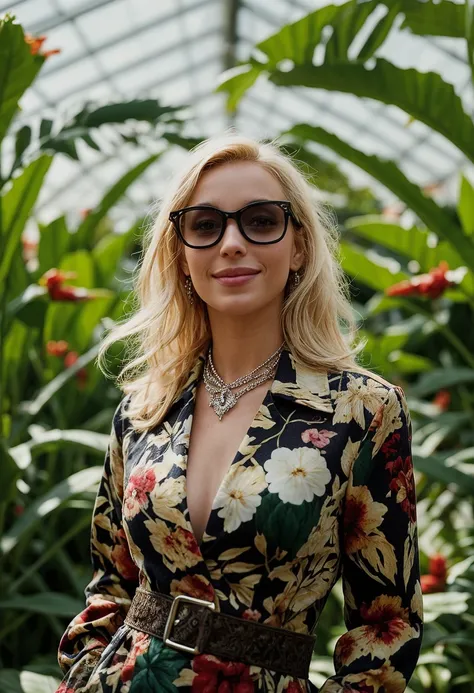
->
[[24, 33, 60, 57], [433, 390, 450, 411], [46, 340, 69, 357], [39, 268, 92, 301], [386, 261, 454, 300]]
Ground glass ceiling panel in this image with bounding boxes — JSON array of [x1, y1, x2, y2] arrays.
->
[[2, 0, 472, 228]]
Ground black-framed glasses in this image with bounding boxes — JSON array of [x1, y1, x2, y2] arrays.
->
[[169, 200, 301, 249]]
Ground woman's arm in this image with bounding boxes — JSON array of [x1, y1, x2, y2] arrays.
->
[[320, 386, 424, 693], [56, 397, 138, 690]]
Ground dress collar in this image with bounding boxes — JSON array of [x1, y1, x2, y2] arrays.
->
[[171, 345, 334, 415]]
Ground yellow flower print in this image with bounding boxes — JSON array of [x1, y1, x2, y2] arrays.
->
[[334, 375, 388, 428], [344, 485, 397, 584]]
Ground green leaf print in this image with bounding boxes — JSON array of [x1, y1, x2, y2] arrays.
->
[[351, 438, 375, 486], [129, 638, 190, 693], [256, 492, 322, 558]]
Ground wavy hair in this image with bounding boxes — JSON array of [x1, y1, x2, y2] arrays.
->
[[97, 132, 368, 432]]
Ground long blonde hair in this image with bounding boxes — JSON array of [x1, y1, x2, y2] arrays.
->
[[97, 132, 366, 432]]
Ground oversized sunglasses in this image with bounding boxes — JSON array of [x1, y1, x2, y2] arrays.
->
[[169, 200, 301, 249]]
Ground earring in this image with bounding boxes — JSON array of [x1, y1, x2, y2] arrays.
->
[[292, 270, 301, 287], [185, 275, 194, 305]]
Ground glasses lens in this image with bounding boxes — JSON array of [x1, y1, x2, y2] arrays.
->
[[240, 203, 286, 243], [179, 208, 223, 246]]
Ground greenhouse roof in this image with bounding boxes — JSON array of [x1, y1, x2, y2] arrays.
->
[[2, 0, 473, 229]]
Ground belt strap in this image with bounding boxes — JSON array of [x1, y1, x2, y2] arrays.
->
[[124, 587, 315, 679]]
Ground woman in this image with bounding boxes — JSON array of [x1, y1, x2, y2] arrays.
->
[[56, 134, 423, 693]]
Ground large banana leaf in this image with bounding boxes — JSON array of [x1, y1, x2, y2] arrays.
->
[[9, 428, 109, 469], [270, 60, 474, 163], [0, 155, 52, 285], [282, 124, 474, 272], [0, 592, 83, 616], [400, 0, 466, 37], [0, 16, 44, 146], [458, 175, 474, 236]]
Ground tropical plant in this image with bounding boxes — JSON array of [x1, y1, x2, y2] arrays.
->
[[217, 1, 474, 691]]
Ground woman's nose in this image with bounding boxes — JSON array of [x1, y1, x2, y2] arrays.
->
[[219, 219, 247, 255]]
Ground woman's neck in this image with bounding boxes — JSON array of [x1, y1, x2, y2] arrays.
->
[[206, 310, 285, 383]]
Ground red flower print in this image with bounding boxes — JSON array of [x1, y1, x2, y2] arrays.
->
[[381, 432, 401, 457], [386, 261, 454, 300], [111, 528, 139, 581], [385, 456, 416, 522], [285, 681, 304, 693], [55, 683, 76, 693], [192, 654, 255, 693], [170, 574, 215, 602], [242, 608, 262, 622], [124, 466, 157, 518], [121, 631, 149, 682], [301, 428, 336, 448]]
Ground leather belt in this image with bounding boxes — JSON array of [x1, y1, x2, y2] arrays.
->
[[124, 587, 315, 679]]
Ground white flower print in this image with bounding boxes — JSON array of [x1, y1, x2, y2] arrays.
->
[[213, 464, 266, 533], [264, 447, 331, 504]]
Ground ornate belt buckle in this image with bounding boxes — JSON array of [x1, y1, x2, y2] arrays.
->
[[163, 594, 216, 655]]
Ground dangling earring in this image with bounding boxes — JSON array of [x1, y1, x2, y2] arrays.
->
[[292, 270, 301, 288], [185, 275, 194, 305]]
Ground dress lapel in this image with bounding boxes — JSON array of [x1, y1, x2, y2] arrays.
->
[[270, 348, 334, 415]]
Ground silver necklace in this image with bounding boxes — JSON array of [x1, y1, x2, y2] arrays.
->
[[203, 343, 285, 420]]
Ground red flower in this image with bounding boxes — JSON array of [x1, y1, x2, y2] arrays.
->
[[39, 269, 92, 302], [421, 574, 445, 594], [429, 554, 448, 579], [433, 389, 451, 411], [47, 340, 69, 357], [421, 553, 448, 593], [385, 455, 417, 522], [192, 655, 254, 693], [386, 261, 454, 300], [242, 608, 262, 622], [24, 33, 60, 57], [55, 683, 76, 693], [63, 350, 88, 389]]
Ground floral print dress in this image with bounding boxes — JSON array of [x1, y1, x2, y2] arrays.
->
[[56, 347, 423, 693]]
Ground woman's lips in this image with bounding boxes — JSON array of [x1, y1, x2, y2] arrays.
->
[[213, 272, 260, 286]]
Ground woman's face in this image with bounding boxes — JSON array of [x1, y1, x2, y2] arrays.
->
[[179, 161, 304, 318]]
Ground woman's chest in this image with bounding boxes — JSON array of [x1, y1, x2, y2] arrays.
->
[[122, 391, 357, 567]]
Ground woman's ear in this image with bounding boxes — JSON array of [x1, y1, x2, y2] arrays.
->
[[290, 237, 305, 272]]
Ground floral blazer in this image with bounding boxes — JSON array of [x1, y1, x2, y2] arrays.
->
[[56, 347, 423, 693]]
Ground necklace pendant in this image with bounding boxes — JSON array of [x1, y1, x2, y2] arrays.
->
[[210, 388, 237, 419]]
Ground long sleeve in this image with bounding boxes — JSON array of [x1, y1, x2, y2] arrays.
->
[[56, 397, 139, 690], [320, 385, 424, 693]]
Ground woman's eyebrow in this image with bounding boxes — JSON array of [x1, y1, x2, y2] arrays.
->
[[192, 198, 273, 207]]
